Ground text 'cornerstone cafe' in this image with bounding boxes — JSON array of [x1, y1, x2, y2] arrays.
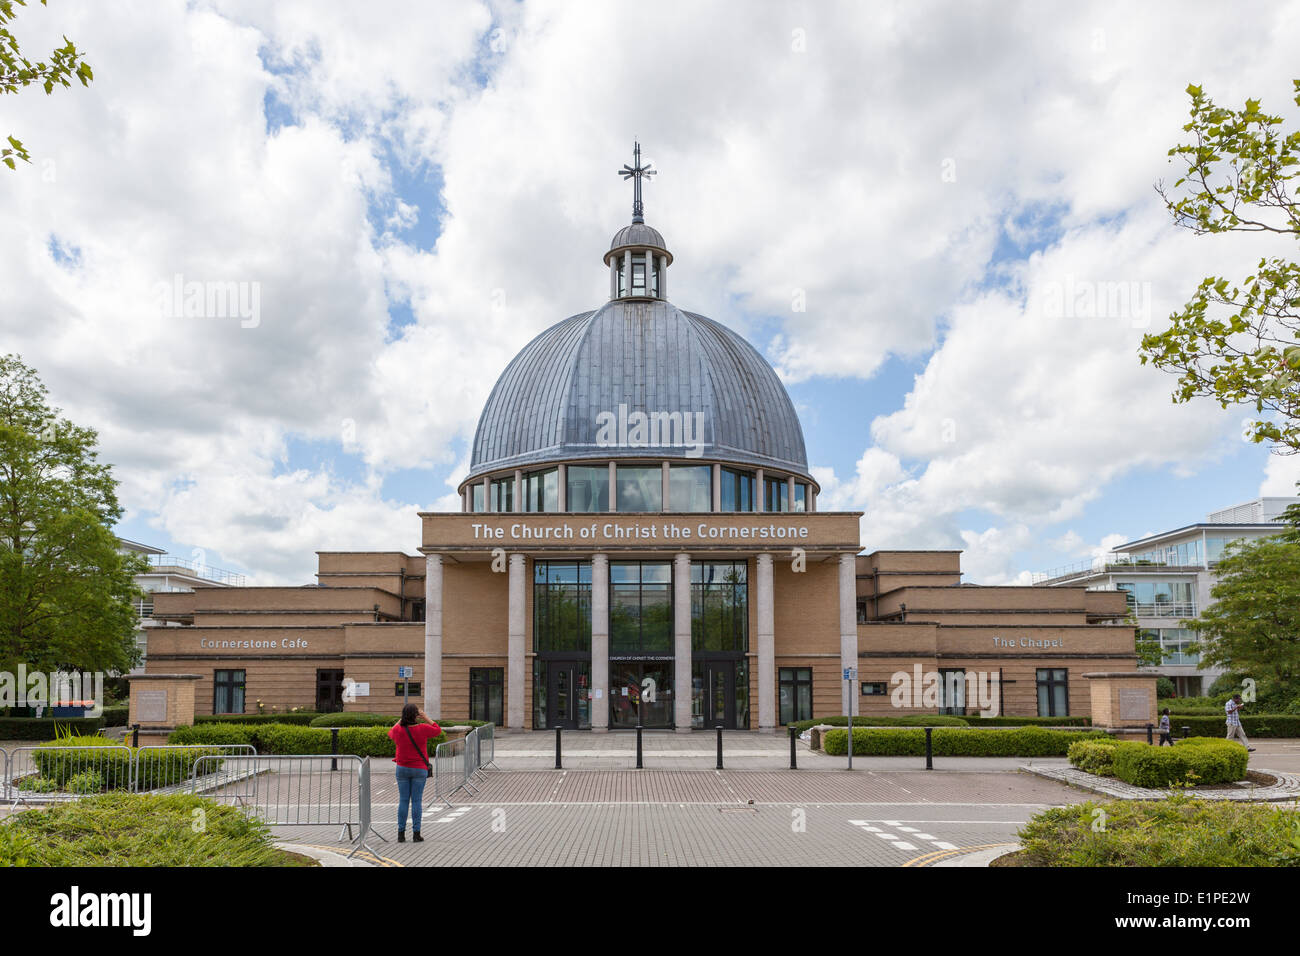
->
[[146, 180, 1139, 731]]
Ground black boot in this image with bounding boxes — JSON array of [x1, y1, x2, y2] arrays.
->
[[413, 831, 424, 843], [397, 830, 406, 843]]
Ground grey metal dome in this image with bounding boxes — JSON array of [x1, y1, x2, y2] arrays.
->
[[468, 299, 810, 480], [605, 222, 671, 262]]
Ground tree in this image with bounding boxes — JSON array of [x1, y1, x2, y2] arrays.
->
[[0, 0, 93, 170], [0, 354, 143, 676], [1185, 531, 1300, 706], [1140, 81, 1300, 453]]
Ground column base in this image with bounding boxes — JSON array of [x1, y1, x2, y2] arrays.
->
[[675, 726, 692, 735], [591, 726, 609, 734]]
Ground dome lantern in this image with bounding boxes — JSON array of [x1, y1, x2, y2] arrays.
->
[[603, 142, 672, 300]]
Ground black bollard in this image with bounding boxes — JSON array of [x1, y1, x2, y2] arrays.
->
[[789, 724, 798, 770], [924, 726, 933, 770], [636, 724, 643, 769], [330, 727, 340, 771], [1146, 723, 1153, 745], [1182, 725, 1191, 741], [555, 725, 562, 770], [131, 723, 139, 748], [716, 725, 723, 770]]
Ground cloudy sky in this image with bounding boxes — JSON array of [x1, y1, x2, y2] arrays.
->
[[4, 0, 1300, 585]]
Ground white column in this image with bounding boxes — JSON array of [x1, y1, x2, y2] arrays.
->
[[610, 260, 617, 299], [810, 488, 817, 512], [481, 476, 491, 513], [423, 554, 443, 719], [507, 553, 526, 729], [658, 254, 667, 299], [591, 553, 609, 732], [711, 463, 721, 512], [623, 250, 631, 296], [557, 463, 567, 512], [661, 461, 671, 512], [514, 468, 523, 514], [756, 553, 775, 729], [673, 552, 692, 733], [786, 475, 795, 513], [461, 489, 468, 513], [839, 553, 859, 717], [608, 460, 617, 512], [755, 468, 765, 513]]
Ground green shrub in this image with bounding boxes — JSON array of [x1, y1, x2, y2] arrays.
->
[[0, 717, 106, 740], [0, 793, 315, 867], [790, 715, 970, 733], [26, 736, 228, 792], [1109, 738, 1248, 788], [1163, 713, 1300, 737], [1155, 677, 1176, 698], [1017, 797, 1300, 866], [100, 705, 130, 728], [15, 775, 58, 792], [822, 726, 1107, 757], [966, 715, 1092, 727], [1068, 738, 1120, 775], [308, 712, 396, 728], [195, 712, 323, 725], [66, 770, 104, 794], [167, 723, 254, 747]]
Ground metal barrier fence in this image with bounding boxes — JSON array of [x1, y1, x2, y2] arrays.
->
[[135, 744, 258, 793], [430, 724, 498, 806], [191, 754, 380, 860], [3, 744, 263, 807]]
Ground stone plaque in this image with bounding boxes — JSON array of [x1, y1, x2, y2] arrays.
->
[[136, 690, 168, 723], [1118, 688, 1150, 722]]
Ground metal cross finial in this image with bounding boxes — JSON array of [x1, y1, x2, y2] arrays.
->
[[618, 141, 656, 224]]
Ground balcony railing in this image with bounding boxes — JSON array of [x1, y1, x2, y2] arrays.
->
[[1131, 602, 1198, 619], [145, 554, 246, 586]]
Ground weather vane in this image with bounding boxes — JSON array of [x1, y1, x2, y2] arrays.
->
[[619, 141, 656, 224]]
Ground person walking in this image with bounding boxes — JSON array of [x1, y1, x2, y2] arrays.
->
[[388, 704, 442, 843], [1224, 694, 1255, 752], [1157, 708, 1173, 746]]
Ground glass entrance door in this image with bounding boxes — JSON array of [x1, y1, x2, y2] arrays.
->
[[939, 668, 966, 716], [703, 664, 735, 729], [546, 662, 591, 729], [609, 661, 674, 729]]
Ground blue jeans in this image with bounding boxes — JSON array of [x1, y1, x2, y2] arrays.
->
[[395, 764, 427, 832]]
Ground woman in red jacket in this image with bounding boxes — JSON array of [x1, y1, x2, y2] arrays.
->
[[387, 704, 442, 842]]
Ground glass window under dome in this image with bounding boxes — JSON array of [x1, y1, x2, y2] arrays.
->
[[491, 476, 513, 513], [566, 465, 609, 513], [471, 483, 485, 513], [669, 465, 711, 512], [524, 468, 558, 513], [617, 465, 662, 512], [764, 477, 788, 513], [720, 467, 754, 512], [793, 483, 808, 512]]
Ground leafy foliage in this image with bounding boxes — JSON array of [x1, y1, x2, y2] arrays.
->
[[0, 0, 93, 170], [0, 355, 144, 675], [1141, 81, 1300, 452]]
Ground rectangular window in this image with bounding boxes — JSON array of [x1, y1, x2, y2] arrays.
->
[[566, 465, 609, 513], [524, 468, 559, 512], [861, 682, 888, 696], [394, 681, 422, 698], [778, 667, 813, 725], [616, 465, 662, 513], [764, 477, 789, 513], [938, 668, 966, 715], [792, 483, 808, 512], [469, 668, 504, 726], [471, 483, 485, 513], [214, 670, 245, 715], [533, 561, 592, 652], [1036, 668, 1069, 717], [669, 464, 712, 512], [610, 561, 672, 654], [490, 476, 514, 513], [632, 261, 646, 294], [690, 561, 748, 652], [316, 669, 344, 713], [720, 467, 754, 512]]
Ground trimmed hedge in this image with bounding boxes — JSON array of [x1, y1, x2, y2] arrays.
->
[[1017, 797, 1300, 866], [168, 721, 447, 757], [21, 736, 226, 793], [1108, 738, 1248, 788], [195, 712, 323, 725], [822, 726, 1107, 757], [0, 717, 106, 740], [308, 712, 396, 728], [791, 714, 1091, 733], [1164, 713, 1300, 738], [101, 705, 130, 728], [1067, 737, 1120, 775]]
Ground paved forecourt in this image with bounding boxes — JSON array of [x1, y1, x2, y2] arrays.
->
[[280, 766, 1093, 867]]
